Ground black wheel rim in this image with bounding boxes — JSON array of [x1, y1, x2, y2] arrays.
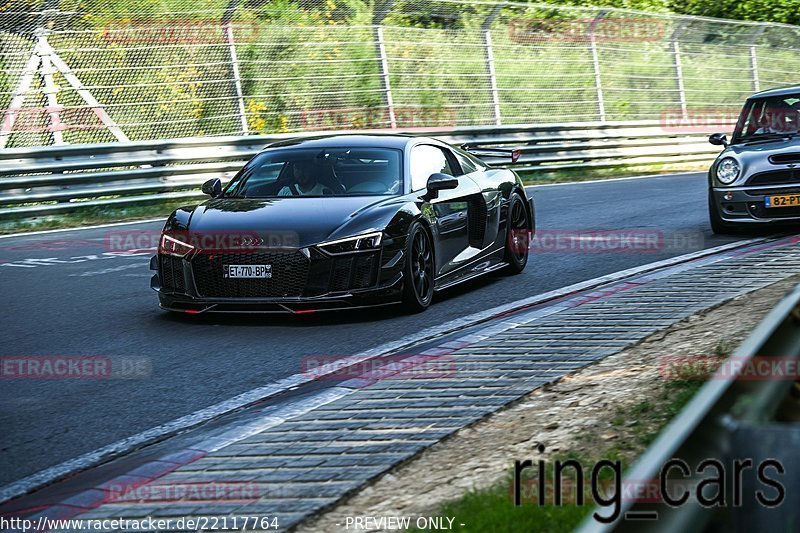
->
[[509, 200, 528, 263], [412, 230, 433, 302]]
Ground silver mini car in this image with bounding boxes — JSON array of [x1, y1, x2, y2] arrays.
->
[[708, 85, 800, 233]]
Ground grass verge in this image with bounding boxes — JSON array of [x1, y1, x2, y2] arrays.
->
[[518, 162, 706, 185], [0, 199, 193, 235]]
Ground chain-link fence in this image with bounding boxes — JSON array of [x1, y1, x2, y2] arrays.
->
[[1, 0, 799, 148]]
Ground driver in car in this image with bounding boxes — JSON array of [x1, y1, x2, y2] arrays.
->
[[278, 160, 333, 196], [754, 100, 800, 135]]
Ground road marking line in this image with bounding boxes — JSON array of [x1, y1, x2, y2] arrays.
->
[[71, 262, 150, 277]]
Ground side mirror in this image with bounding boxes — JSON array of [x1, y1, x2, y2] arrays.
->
[[424, 173, 458, 200], [708, 133, 728, 147], [201, 178, 222, 198]]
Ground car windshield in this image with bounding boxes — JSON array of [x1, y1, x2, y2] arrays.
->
[[734, 94, 800, 143], [223, 147, 403, 198]]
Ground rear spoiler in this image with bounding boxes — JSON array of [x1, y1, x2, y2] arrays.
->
[[461, 145, 521, 163]]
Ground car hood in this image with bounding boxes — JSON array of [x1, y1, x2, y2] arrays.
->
[[728, 136, 800, 158], [177, 196, 400, 248]]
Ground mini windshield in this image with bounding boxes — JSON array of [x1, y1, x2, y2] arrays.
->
[[734, 94, 800, 143], [224, 147, 403, 198]]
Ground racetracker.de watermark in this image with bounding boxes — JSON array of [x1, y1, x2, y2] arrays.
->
[[297, 107, 457, 130], [512, 229, 704, 254], [660, 107, 740, 133], [511, 477, 700, 505], [103, 481, 261, 504], [105, 230, 300, 254], [508, 17, 666, 43], [0, 356, 151, 379], [99, 19, 258, 45], [659, 356, 800, 381], [301, 355, 457, 382]]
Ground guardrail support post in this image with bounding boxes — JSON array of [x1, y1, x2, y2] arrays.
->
[[375, 26, 396, 129], [483, 30, 502, 126], [588, 12, 607, 122]]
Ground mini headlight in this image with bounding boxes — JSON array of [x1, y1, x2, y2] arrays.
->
[[716, 158, 740, 185], [159, 234, 195, 256], [318, 232, 383, 255]]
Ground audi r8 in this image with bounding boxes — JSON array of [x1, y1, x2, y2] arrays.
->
[[150, 134, 535, 313]]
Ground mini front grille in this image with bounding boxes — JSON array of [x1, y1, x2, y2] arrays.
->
[[750, 203, 800, 219], [746, 169, 800, 186], [192, 251, 309, 298], [160, 255, 185, 292], [748, 187, 800, 196], [769, 153, 800, 164]]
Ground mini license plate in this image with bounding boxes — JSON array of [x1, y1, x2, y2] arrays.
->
[[765, 194, 800, 208], [224, 264, 272, 279]]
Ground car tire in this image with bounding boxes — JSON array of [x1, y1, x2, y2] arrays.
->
[[708, 191, 741, 234], [502, 192, 530, 275], [401, 221, 435, 313]]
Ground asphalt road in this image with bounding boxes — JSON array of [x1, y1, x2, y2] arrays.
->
[[1, 172, 745, 486]]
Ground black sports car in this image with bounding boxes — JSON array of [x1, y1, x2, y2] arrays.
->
[[150, 134, 535, 313]]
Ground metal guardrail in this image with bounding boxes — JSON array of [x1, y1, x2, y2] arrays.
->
[[579, 279, 800, 532], [0, 120, 731, 220]]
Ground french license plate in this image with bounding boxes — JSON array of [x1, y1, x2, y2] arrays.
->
[[224, 264, 272, 279], [765, 194, 800, 208]]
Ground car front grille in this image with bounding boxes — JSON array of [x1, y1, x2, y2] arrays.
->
[[191, 251, 310, 298], [329, 253, 380, 292], [769, 153, 800, 164], [159, 255, 185, 292], [302, 249, 382, 296], [746, 169, 800, 186], [750, 203, 800, 219]]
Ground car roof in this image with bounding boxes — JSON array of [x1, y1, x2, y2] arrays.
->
[[748, 85, 800, 99], [262, 134, 432, 151]]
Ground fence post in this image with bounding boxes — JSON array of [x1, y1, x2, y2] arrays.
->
[[749, 26, 767, 93], [40, 32, 129, 143], [750, 46, 760, 93], [672, 40, 688, 120], [224, 23, 249, 135], [375, 26, 396, 129], [669, 21, 689, 121], [481, 6, 503, 126], [588, 11, 606, 122], [0, 45, 40, 149], [40, 49, 65, 145], [483, 30, 502, 126]]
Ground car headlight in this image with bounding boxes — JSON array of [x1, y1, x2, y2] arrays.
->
[[159, 234, 195, 256], [716, 158, 740, 185], [317, 232, 383, 255]]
